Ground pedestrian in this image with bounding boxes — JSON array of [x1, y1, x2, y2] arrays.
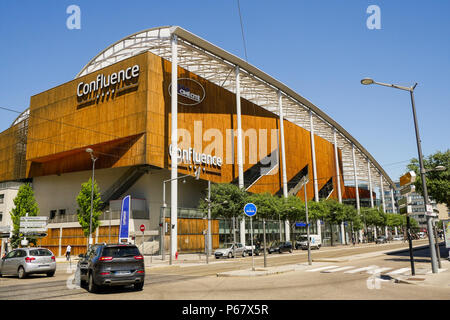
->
[[352, 235, 355, 246], [65, 244, 72, 261]]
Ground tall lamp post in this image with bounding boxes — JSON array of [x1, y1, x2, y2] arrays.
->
[[86, 148, 97, 250], [361, 78, 439, 273], [162, 168, 201, 265]]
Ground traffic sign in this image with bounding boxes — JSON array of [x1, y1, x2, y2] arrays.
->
[[398, 196, 412, 208], [400, 171, 416, 186], [20, 216, 48, 221], [20, 221, 47, 228], [295, 222, 307, 227], [243, 203, 257, 217], [399, 205, 413, 215], [400, 184, 416, 196], [140, 224, 145, 232]]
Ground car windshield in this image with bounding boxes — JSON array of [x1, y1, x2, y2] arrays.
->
[[102, 246, 140, 258], [297, 236, 308, 241], [29, 249, 52, 256]]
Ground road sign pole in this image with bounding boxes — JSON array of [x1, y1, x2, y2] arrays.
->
[[407, 216, 415, 276], [263, 219, 267, 268], [250, 216, 255, 271]]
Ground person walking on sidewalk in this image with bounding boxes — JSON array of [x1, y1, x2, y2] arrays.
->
[[65, 244, 72, 261]]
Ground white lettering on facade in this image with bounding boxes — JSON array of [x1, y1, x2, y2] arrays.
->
[[169, 144, 222, 167]]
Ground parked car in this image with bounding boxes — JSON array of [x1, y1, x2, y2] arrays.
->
[[0, 248, 56, 279], [375, 236, 387, 244], [417, 232, 426, 239], [245, 243, 262, 256], [77, 244, 145, 293], [268, 241, 293, 254], [214, 243, 246, 259], [295, 234, 321, 250], [392, 235, 404, 241]]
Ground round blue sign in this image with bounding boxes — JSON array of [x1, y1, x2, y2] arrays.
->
[[243, 203, 257, 217]]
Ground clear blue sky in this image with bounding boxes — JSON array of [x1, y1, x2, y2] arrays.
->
[[1, 1, 449, 181]]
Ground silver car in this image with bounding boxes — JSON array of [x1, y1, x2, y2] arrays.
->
[[0, 248, 56, 278]]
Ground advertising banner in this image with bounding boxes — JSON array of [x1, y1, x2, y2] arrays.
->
[[119, 195, 131, 243]]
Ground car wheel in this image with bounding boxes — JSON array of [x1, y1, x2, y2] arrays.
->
[[88, 272, 98, 293], [278, 249, 282, 254], [47, 271, 55, 277], [228, 252, 232, 259], [289, 248, 293, 253], [215, 256, 219, 259], [18, 267, 27, 279], [242, 251, 246, 257], [134, 282, 144, 291]]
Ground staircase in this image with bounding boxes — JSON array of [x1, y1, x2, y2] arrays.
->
[[100, 165, 151, 210]]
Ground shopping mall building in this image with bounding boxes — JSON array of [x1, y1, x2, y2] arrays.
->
[[0, 26, 397, 257]]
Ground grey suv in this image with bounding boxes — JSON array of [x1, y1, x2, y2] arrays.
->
[[0, 248, 56, 278], [77, 244, 145, 293]]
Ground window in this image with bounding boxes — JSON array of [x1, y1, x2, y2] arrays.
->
[[59, 209, 66, 216], [0, 194, 4, 204], [0, 212, 2, 222], [50, 210, 56, 219]]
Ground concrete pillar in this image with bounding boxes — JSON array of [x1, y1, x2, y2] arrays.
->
[[309, 110, 321, 237], [95, 227, 99, 244], [279, 91, 289, 241], [235, 66, 246, 245], [333, 128, 345, 245], [170, 33, 178, 259], [352, 145, 362, 242]]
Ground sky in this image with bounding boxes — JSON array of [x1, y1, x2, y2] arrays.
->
[[0, 0, 449, 182]]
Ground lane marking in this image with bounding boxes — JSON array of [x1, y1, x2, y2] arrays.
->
[[387, 268, 410, 275], [306, 266, 339, 272], [344, 266, 378, 274], [321, 266, 355, 273], [369, 267, 392, 274]]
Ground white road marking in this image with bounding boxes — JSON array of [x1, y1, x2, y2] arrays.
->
[[369, 267, 392, 274], [306, 266, 339, 272], [344, 266, 378, 274], [321, 266, 355, 273], [387, 268, 410, 275]]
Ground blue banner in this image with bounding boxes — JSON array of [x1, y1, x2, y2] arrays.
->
[[119, 195, 131, 242]]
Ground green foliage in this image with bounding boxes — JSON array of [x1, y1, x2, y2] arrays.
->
[[198, 183, 248, 220], [9, 183, 39, 248], [407, 149, 450, 207], [76, 178, 103, 237], [246, 192, 280, 220], [361, 207, 385, 227]]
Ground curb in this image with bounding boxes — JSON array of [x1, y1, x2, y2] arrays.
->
[[217, 267, 296, 277]]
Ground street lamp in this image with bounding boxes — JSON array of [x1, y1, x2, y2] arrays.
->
[[361, 78, 439, 273], [162, 168, 201, 265], [86, 148, 97, 250]]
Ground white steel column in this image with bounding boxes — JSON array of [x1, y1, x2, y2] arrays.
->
[[333, 128, 345, 244], [391, 188, 398, 236], [368, 161, 377, 239], [352, 145, 362, 242], [236, 66, 246, 245], [279, 91, 289, 241], [309, 110, 321, 237], [380, 175, 387, 237], [170, 34, 178, 260]]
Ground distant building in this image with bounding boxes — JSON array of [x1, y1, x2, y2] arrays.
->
[[385, 181, 438, 231]]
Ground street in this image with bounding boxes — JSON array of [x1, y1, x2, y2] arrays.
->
[[0, 239, 448, 300]]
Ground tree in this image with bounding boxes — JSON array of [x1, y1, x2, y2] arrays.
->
[[407, 149, 450, 207], [76, 178, 103, 238], [198, 183, 248, 241], [321, 199, 347, 246], [279, 195, 306, 241], [9, 183, 40, 248]]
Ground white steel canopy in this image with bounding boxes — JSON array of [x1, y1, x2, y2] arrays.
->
[[76, 26, 394, 190]]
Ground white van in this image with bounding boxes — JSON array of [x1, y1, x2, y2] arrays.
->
[[295, 234, 321, 250]]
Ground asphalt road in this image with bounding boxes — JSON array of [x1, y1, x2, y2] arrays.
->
[[0, 239, 447, 300]]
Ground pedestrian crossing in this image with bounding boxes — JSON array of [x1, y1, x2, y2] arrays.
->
[[305, 264, 412, 276]]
